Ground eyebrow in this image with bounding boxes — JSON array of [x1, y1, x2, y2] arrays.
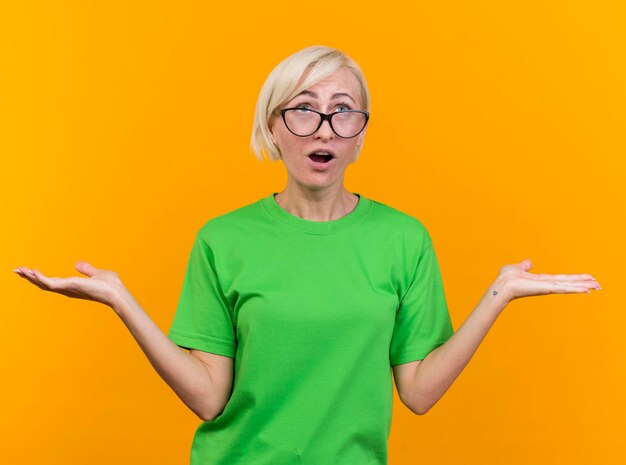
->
[[294, 90, 356, 104]]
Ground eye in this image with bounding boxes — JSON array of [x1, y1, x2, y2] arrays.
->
[[336, 102, 352, 111], [294, 102, 313, 111]]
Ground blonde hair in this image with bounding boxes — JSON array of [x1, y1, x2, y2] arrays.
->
[[250, 45, 370, 162]]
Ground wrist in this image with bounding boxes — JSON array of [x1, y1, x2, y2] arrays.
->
[[486, 277, 511, 313], [108, 282, 132, 315]]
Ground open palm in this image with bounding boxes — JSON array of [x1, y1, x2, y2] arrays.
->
[[13, 261, 123, 307], [497, 258, 601, 303]]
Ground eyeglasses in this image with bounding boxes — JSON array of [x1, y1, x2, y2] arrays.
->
[[279, 107, 370, 139]]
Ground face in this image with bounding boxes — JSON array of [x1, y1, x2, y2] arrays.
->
[[269, 67, 367, 191]]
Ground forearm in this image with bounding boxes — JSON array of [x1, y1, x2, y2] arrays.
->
[[410, 278, 509, 414], [109, 286, 219, 421]]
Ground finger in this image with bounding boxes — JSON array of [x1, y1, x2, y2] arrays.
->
[[16, 267, 37, 278], [14, 269, 48, 290], [13, 269, 29, 280], [531, 273, 596, 281], [22, 268, 42, 280], [75, 261, 99, 277], [26, 269, 50, 287], [519, 258, 532, 271], [559, 279, 601, 287], [552, 281, 600, 294], [28, 269, 63, 289], [568, 280, 602, 291]]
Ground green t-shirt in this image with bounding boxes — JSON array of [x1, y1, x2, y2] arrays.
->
[[167, 192, 454, 465]]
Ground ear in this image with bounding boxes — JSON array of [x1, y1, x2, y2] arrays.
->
[[351, 127, 367, 162], [356, 126, 367, 147], [268, 117, 277, 142]]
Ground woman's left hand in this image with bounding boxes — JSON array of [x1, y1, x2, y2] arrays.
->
[[495, 258, 602, 304]]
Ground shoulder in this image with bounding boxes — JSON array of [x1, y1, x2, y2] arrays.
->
[[367, 198, 433, 246], [195, 198, 265, 244]]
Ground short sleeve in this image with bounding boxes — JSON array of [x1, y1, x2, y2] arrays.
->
[[167, 233, 236, 358], [389, 233, 454, 366]]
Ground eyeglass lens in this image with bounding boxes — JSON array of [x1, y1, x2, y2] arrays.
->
[[284, 110, 367, 138]]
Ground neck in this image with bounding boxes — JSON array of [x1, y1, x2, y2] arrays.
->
[[274, 186, 359, 222]]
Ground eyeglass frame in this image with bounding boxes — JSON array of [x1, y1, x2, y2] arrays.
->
[[278, 107, 370, 139]]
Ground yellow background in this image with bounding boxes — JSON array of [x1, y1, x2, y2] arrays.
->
[[2, 1, 624, 464]]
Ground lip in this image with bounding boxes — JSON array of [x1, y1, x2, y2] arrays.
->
[[308, 155, 335, 170], [309, 148, 336, 157]]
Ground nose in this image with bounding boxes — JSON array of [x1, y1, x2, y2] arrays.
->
[[315, 118, 334, 139]]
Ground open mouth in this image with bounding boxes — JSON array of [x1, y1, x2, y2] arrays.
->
[[308, 152, 335, 164]]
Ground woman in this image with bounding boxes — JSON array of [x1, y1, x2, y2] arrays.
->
[[13, 45, 601, 465]]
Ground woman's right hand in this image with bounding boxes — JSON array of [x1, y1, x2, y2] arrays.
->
[[13, 261, 125, 308]]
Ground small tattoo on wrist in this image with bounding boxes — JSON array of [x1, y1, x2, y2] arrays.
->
[[493, 290, 498, 296]]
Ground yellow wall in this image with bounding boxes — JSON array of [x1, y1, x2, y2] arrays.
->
[[2, 1, 623, 464]]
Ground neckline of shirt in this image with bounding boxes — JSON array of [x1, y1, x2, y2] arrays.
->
[[259, 192, 372, 235]]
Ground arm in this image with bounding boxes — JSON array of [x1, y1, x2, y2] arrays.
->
[[393, 279, 506, 415], [111, 286, 234, 421], [393, 258, 600, 415], [13, 263, 233, 421]]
